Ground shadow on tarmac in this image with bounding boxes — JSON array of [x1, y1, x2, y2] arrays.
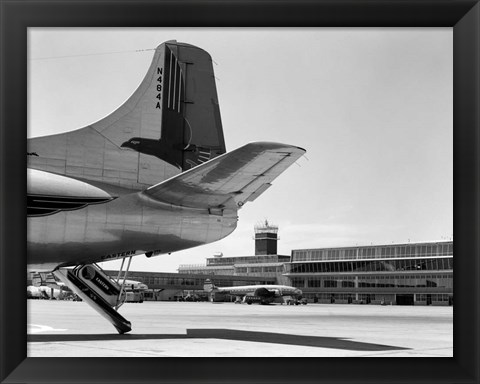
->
[[28, 329, 409, 351]]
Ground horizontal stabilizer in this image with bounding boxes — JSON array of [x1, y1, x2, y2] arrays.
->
[[142, 142, 305, 209]]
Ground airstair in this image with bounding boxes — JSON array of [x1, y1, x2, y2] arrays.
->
[[53, 263, 132, 334]]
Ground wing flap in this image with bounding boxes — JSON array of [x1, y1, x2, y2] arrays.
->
[[142, 142, 305, 209]]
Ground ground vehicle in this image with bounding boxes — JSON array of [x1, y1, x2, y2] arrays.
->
[[286, 298, 307, 305], [125, 291, 144, 303]]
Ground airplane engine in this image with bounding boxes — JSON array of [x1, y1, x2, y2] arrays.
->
[[254, 287, 276, 298]]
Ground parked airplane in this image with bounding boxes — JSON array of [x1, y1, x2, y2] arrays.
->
[[27, 285, 64, 300], [117, 279, 148, 291], [27, 40, 305, 333], [203, 279, 303, 305], [31, 271, 147, 292]]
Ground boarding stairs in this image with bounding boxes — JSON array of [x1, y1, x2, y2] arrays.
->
[[53, 261, 133, 334]]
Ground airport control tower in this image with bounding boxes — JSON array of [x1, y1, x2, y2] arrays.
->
[[254, 220, 279, 255]]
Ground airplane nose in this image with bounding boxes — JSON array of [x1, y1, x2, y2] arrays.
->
[[295, 289, 302, 296]]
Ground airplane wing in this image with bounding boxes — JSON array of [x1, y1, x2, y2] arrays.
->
[[142, 142, 305, 209]]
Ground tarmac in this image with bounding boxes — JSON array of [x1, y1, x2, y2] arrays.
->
[[27, 300, 453, 357]]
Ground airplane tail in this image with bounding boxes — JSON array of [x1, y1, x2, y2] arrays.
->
[[28, 41, 226, 188], [203, 279, 218, 293]]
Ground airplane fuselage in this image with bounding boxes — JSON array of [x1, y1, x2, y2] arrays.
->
[[217, 285, 301, 296], [28, 189, 238, 271], [212, 285, 303, 305]]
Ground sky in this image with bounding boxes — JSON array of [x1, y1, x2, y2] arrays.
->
[[28, 28, 453, 272]]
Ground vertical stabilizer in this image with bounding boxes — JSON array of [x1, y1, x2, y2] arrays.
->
[[203, 279, 217, 293], [28, 41, 226, 189], [112, 41, 227, 170]]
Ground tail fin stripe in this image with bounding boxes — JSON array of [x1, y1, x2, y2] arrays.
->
[[167, 50, 173, 108], [173, 56, 177, 110], [178, 68, 182, 113]]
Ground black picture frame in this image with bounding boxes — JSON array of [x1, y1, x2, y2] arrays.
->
[[1, 1, 478, 383]]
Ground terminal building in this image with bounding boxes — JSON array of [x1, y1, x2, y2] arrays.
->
[[177, 223, 453, 306], [286, 241, 453, 306]]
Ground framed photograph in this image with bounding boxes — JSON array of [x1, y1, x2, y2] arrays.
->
[[1, 1, 478, 383]]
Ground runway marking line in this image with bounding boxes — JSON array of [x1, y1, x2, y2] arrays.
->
[[28, 324, 67, 333]]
